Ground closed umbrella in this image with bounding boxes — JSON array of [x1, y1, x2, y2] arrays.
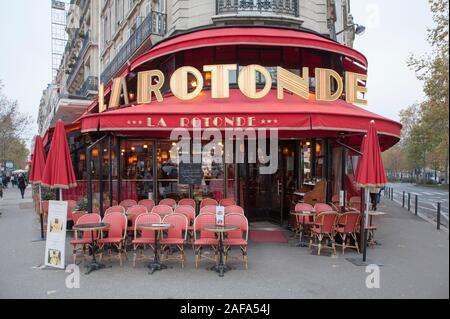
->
[[41, 119, 77, 199], [355, 120, 387, 262], [29, 135, 47, 240]]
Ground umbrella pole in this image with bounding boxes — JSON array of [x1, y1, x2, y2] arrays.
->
[[363, 187, 370, 262], [39, 185, 44, 239], [59, 188, 63, 201]]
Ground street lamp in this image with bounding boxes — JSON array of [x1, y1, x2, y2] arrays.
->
[[336, 24, 366, 36]]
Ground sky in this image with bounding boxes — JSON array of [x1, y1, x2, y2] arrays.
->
[[0, 0, 436, 148]]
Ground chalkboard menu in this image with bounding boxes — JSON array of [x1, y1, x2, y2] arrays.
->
[[178, 163, 203, 185]]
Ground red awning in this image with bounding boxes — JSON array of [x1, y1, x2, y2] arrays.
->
[[42, 121, 81, 147], [80, 89, 401, 150]]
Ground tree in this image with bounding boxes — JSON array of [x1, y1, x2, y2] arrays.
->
[[404, 0, 449, 183], [0, 81, 32, 171]]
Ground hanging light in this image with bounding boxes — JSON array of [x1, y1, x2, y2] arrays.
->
[[316, 143, 321, 154]]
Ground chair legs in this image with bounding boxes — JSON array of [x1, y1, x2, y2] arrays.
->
[[310, 233, 336, 256], [224, 245, 248, 270]]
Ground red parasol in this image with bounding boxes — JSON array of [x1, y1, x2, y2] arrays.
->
[[355, 120, 387, 262], [29, 135, 46, 184], [41, 119, 77, 190]]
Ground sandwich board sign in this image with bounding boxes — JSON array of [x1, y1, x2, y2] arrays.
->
[[44, 200, 68, 269]]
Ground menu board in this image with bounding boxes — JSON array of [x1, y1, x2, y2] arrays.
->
[[178, 162, 203, 185], [44, 200, 68, 269], [216, 206, 225, 226]]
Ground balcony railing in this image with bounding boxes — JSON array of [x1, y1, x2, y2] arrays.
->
[[100, 11, 167, 85], [66, 31, 91, 88], [217, 0, 299, 17], [76, 76, 98, 97]]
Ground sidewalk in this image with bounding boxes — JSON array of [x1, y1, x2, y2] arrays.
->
[[0, 187, 448, 299]]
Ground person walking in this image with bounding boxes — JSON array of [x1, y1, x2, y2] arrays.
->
[[18, 173, 27, 199]]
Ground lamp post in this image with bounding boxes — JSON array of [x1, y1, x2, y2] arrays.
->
[[335, 24, 366, 37]]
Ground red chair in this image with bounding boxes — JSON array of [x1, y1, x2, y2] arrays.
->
[[70, 213, 101, 264], [71, 211, 87, 225], [138, 199, 155, 212], [199, 205, 217, 214], [104, 205, 125, 216], [193, 213, 219, 268], [314, 203, 334, 214], [159, 198, 177, 208], [178, 198, 196, 210], [223, 213, 249, 269], [98, 212, 128, 266], [294, 203, 315, 240], [126, 205, 148, 233], [309, 211, 338, 256], [348, 196, 361, 211], [151, 205, 174, 217], [224, 205, 244, 215], [66, 200, 77, 222], [120, 199, 137, 210], [175, 205, 196, 248], [132, 213, 161, 267], [329, 194, 341, 211], [335, 211, 361, 254], [200, 198, 218, 208], [219, 198, 236, 207], [161, 213, 188, 268]]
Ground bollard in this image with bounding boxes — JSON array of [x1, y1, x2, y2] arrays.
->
[[391, 188, 394, 200], [408, 193, 411, 211], [402, 191, 405, 207], [437, 202, 441, 230], [414, 195, 418, 216]]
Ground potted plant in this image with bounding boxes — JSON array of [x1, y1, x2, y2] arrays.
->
[[76, 197, 89, 211]]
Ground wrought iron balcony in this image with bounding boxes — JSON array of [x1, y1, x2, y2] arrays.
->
[[217, 0, 299, 17], [100, 11, 167, 85], [66, 30, 91, 88], [76, 76, 98, 97]]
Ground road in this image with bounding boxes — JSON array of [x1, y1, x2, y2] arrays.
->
[[387, 183, 449, 228]]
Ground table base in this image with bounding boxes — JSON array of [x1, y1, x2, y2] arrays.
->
[[148, 261, 168, 274], [208, 263, 234, 277], [85, 262, 106, 275]]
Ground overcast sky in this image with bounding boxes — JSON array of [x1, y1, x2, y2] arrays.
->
[[0, 0, 435, 146]]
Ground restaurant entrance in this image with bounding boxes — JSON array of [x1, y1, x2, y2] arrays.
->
[[245, 140, 299, 226]]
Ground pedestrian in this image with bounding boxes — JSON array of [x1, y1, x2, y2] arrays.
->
[[2, 175, 7, 188], [10, 174, 15, 188], [18, 173, 27, 199]]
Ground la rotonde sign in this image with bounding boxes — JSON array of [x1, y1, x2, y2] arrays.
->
[[98, 64, 368, 113]]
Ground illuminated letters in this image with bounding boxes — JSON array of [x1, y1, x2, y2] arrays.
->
[[277, 66, 309, 100], [345, 71, 368, 105], [203, 64, 237, 99], [109, 77, 129, 108], [137, 70, 165, 103], [170, 66, 204, 100], [238, 65, 272, 99], [315, 68, 344, 102]]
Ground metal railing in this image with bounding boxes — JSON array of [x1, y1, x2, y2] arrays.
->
[[76, 76, 98, 97], [100, 11, 167, 85], [217, 0, 299, 17], [66, 30, 91, 88]]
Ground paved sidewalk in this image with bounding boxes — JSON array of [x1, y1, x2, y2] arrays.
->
[[0, 187, 448, 299]]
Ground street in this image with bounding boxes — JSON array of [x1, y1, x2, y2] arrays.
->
[[388, 183, 449, 228]]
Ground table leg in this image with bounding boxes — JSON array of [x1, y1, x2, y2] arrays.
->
[[85, 230, 106, 275], [148, 229, 167, 274], [208, 233, 233, 277]]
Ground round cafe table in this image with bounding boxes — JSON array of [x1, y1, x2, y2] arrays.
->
[[73, 222, 109, 275], [204, 224, 239, 277], [137, 223, 173, 275], [290, 211, 314, 247], [367, 211, 387, 246]]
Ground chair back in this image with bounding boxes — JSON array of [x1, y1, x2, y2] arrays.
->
[[134, 213, 161, 240], [72, 211, 87, 225], [138, 199, 155, 212], [224, 213, 249, 240], [200, 198, 218, 208], [104, 205, 125, 216], [159, 198, 177, 207], [66, 200, 77, 221], [75, 213, 101, 240], [295, 203, 315, 224], [174, 205, 196, 226], [120, 199, 137, 209], [126, 205, 148, 229], [102, 212, 127, 240], [219, 198, 236, 207], [194, 213, 217, 240], [314, 203, 334, 214], [314, 211, 338, 234], [200, 205, 217, 215], [224, 205, 244, 215], [178, 198, 196, 209], [163, 213, 188, 241], [337, 211, 360, 233], [349, 196, 361, 210], [151, 205, 174, 217]]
